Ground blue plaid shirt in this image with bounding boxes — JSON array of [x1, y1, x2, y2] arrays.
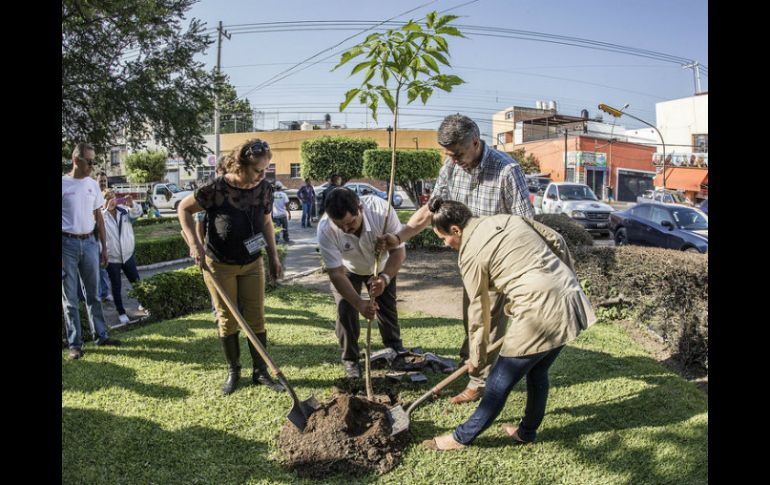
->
[[430, 142, 534, 217]]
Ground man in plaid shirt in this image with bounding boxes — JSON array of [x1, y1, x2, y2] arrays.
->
[[378, 114, 533, 404]]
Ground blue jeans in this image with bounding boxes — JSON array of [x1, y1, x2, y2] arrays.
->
[[62, 235, 110, 349], [273, 215, 289, 242], [106, 255, 141, 315], [453, 345, 564, 445], [301, 201, 313, 227], [99, 267, 111, 300]]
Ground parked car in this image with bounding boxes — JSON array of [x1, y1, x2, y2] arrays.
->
[[609, 202, 708, 253], [526, 175, 551, 195], [283, 188, 301, 211], [636, 189, 693, 206], [314, 182, 403, 212], [698, 198, 708, 215], [539, 182, 614, 236]]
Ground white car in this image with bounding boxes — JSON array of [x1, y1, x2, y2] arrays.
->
[[540, 182, 614, 236]]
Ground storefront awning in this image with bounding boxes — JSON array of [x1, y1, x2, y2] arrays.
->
[[653, 167, 708, 192]]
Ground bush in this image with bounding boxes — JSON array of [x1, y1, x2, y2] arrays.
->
[[533, 213, 594, 249], [573, 246, 708, 371], [129, 246, 288, 322], [134, 236, 189, 266], [133, 217, 178, 228], [396, 210, 445, 250], [300, 136, 378, 182]]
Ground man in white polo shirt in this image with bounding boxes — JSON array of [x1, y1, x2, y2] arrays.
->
[[62, 142, 121, 360], [317, 187, 407, 378]]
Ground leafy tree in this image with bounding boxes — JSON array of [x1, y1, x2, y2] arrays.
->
[[212, 76, 255, 134], [300, 136, 378, 183], [334, 11, 466, 399], [363, 149, 442, 206], [511, 147, 541, 174], [124, 150, 169, 184], [62, 0, 216, 168]]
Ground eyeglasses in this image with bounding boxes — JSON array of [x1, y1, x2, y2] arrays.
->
[[79, 157, 96, 166], [245, 141, 270, 158]]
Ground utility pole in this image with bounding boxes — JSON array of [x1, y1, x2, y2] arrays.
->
[[563, 128, 568, 182], [214, 21, 231, 160], [682, 61, 702, 95]]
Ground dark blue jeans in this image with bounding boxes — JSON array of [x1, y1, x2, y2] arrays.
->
[[106, 255, 141, 315], [453, 345, 564, 445], [301, 201, 313, 227]]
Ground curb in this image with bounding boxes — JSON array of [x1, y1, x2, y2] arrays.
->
[[137, 257, 192, 271], [281, 266, 323, 282]]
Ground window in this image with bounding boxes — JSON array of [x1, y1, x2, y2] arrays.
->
[[110, 148, 121, 166], [268, 163, 276, 173], [546, 184, 558, 200], [692, 134, 708, 153], [650, 206, 674, 226], [505, 110, 513, 120], [290, 163, 301, 178], [197, 166, 215, 181], [496, 132, 506, 145], [630, 205, 651, 220]]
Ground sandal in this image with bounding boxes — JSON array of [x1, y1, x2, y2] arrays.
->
[[422, 434, 466, 451], [501, 424, 534, 445]]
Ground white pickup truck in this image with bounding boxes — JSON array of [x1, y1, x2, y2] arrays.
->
[[112, 183, 193, 211], [538, 182, 614, 236], [636, 189, 694, 206]]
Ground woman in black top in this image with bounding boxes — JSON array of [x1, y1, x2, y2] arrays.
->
[[178, 138, 285, 395]]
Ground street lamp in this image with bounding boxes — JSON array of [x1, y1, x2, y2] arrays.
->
[[386, 126, 393, 148], [599, 103, 667, 189], [606, 103, 629, 200], [412, 137, 419, 150]]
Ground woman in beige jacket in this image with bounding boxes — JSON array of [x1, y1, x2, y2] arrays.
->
[[422, 198, 596, 451]]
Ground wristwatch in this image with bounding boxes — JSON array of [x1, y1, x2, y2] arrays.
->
[[378, 272, 391, 287]]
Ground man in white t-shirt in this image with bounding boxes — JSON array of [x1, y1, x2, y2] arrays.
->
[[62, 143, 121, 360], [317, 187, 407, 378], [272, 182, 291, 244]]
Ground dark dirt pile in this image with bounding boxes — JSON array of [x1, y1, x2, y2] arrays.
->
[[277, 393, 410, 478]]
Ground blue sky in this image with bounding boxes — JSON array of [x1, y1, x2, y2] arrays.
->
[[185, 0, 708, 138]]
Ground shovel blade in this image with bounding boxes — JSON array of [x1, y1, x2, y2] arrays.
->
[[287, 395, 321, 432], [388, 404, 409, 436]]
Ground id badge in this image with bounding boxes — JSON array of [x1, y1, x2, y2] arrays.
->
[[243, 233, 267, 255]]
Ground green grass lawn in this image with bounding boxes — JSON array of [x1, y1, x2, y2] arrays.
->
[[133, 219, 182, 242], [62, 285, 707, 484]]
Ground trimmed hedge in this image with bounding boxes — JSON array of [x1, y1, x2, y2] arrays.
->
[[133, 217, 177, 227], [134, 236, 189, 266], [396, 210, 444, 250], [300, 136, 378, 182], [129, 246, 288, 322], [574, 246, 708, 371], [362, 148, 443, 180], [533, 213, 594, 249]]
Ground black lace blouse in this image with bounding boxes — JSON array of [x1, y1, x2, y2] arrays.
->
[[194, 176, 273, 265]]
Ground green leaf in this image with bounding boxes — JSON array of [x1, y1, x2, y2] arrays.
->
[[350, 60, 373, 75], [364, 32, 382, 43], [425, 48, 450, 66], [362, 66, 376, 85], [339, 88, 361, 112], [368, 95, 379, 122], [334, 46, 365, 70], [425, 11, 437, 29], [381, 67, 389, 86], [422, 54, 439, 73], [379, 87, 396, 113], [434, 35, 449, 53], [436, 26, 464, 37], [435, 14, 459, 29], [402, 20, 422, 32], [407, 87, 419, 104], [420, 87, 433, 104]]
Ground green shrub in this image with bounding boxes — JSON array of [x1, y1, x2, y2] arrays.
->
[[396, 210, 445, 250], [363, 149, 442, 205], [533, 213, 594, 249], [134, 236, 189, 266], [133, 217, 178, 228], [300, 136, 378, 182], [574, 246, 708, 371]]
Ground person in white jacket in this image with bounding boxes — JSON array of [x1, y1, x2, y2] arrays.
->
[[102, 190, 144, 325]]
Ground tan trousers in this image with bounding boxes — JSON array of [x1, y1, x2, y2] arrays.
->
[[202, 256, 265, 338]]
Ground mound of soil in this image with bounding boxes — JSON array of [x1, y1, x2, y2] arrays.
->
[[277, 393, 410, 478]]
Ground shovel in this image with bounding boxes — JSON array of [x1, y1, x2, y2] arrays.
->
[[388, 337, 505, 436], [180, 230, 319, 431]]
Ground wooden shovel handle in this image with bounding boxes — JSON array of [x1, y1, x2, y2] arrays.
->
[[431, 337, 505, 395]]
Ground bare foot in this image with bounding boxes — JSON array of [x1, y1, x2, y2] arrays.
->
[[501, 424, 531, 444]]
